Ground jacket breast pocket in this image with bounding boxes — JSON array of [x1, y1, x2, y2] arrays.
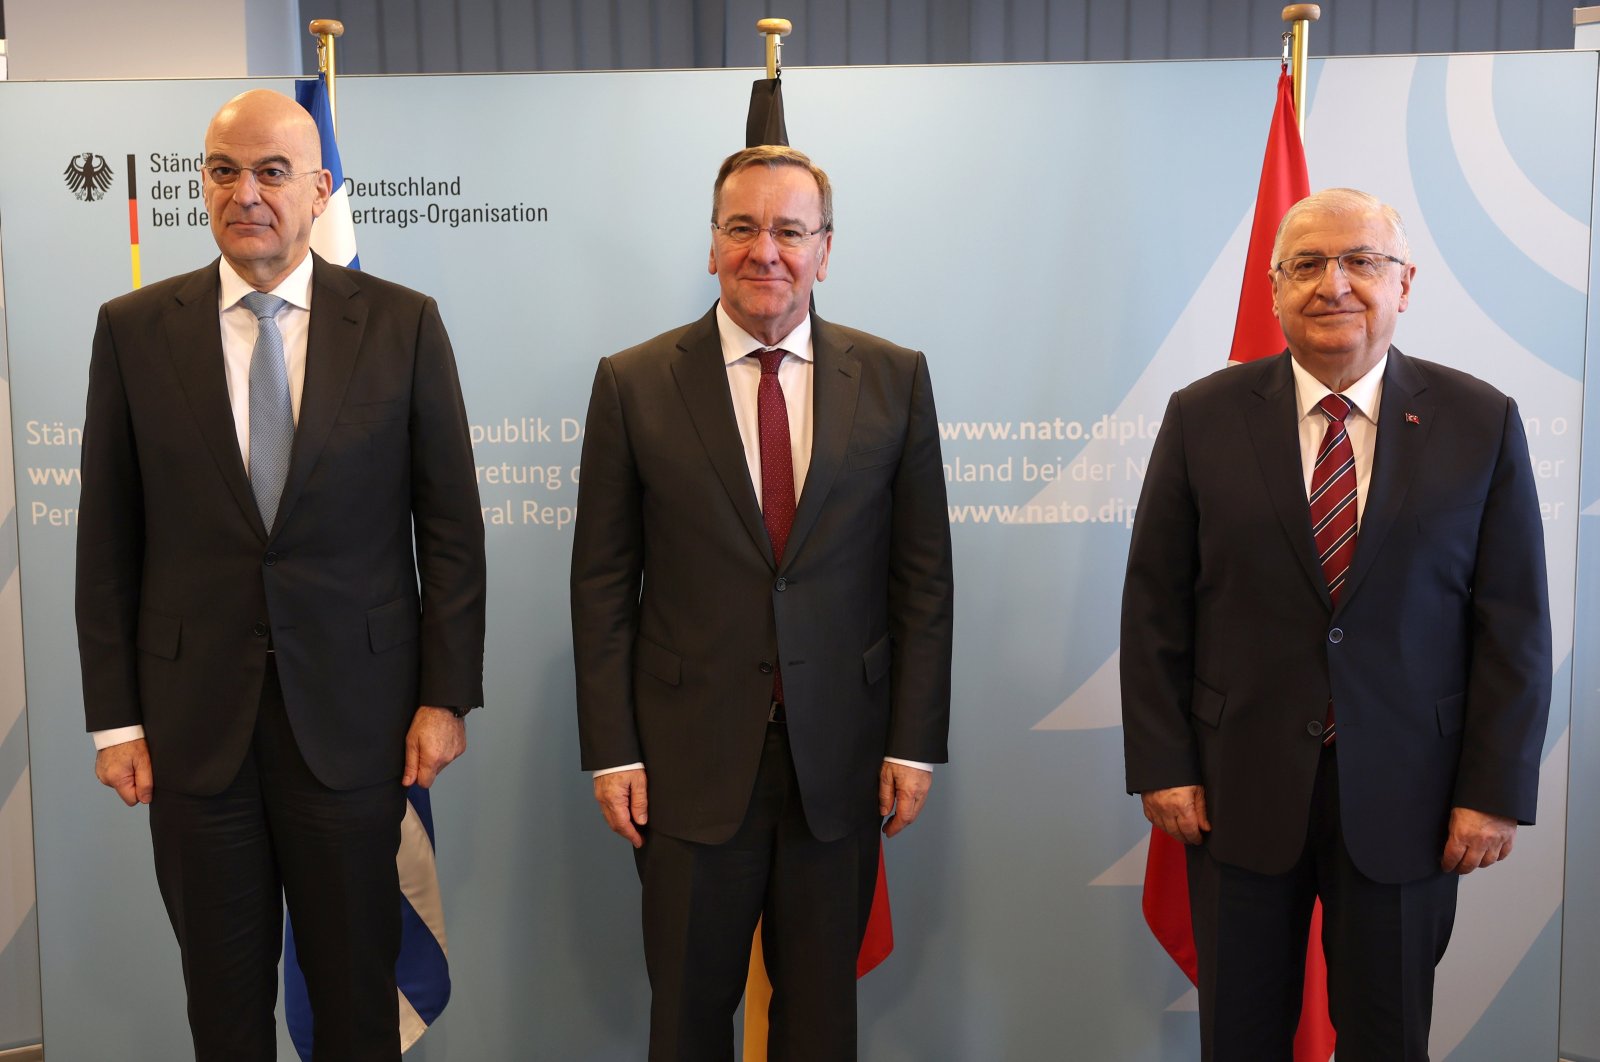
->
[[845, 443, 900, 472], [1417, 502, 1482, 539], [1416, 502, 1482, 584], [337, 399, 408, 425]]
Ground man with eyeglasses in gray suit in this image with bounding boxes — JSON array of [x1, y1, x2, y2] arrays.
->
[[571, 144, 954, 1060]]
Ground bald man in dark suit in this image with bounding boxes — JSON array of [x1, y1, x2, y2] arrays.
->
[[77, 89, 485, 1061]]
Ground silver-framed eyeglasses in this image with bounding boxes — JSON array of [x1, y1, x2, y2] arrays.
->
[[1275, 252, 1407, 283], [711, 223, 827, 248], [204, 164, 320, 189]]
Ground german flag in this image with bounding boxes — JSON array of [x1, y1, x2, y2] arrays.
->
[[125, 154, 141, 289], [740, 52, 898, 1062]]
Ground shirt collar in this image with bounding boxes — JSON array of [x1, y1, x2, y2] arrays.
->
[[219, 251, 315, 313], [1290, 350, 1387, 424], [715, 301, 814, 367]]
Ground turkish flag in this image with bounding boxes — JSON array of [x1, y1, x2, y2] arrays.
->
[[1229, 68, 1312, 364]]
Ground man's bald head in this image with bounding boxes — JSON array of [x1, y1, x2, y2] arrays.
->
[[202, 89, 332, 290], [206, 90, 323, 170]]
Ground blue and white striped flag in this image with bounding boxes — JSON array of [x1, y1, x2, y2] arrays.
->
[[295, 74, 359, 269], [284, 73, 451, 1059]]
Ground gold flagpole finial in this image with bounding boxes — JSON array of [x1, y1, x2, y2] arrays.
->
[[308, 18, 346, 131], [1281, 5, 1320, 137], [757, 18, 792, 81]]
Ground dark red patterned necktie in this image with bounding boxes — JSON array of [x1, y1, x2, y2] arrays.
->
[[756, 348, 796, 702], [756, 349, 797, 561], [1309, 393, 1358, 744]]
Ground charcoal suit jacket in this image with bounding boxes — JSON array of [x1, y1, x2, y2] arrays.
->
[[571, 305, 954, 845], [76, 253, 486, 794]]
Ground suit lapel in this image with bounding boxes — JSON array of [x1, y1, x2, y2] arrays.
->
[[1243, 354, 1329, 604], [163, 262, 268, 539], [670, 307, 774, 565], [1340, 348, 1431, 607], [783, 316, 859, 572], [272, 255, 367, 535]]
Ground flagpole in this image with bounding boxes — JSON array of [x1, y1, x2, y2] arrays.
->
[[308, 18, 344, 130], [1281, 5, 1320, 135], [744, 26, 792, 1060], [757, 17, 791, 80]]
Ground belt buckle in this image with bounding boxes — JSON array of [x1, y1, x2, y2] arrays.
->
[[768, 700, 785, 724]]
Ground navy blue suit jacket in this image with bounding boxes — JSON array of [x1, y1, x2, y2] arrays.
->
[[1121, 349, 1551, 884]]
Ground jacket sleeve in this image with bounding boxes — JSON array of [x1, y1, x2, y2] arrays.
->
[[74, 303, 147, 731], [1120, 392, 1204, 794], [884, 352, 955, 763], [569, 356, 646, 770], [1452, 397, 1551, 823], [409, 297, 487, 708]]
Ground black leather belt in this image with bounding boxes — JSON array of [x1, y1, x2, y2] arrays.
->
[[768, 700, 786, 724]]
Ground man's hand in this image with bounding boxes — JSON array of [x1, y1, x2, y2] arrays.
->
[[594, 769, 648, 848], [403, 706, 467, 788], [1141, 785, 1210, 845], [880, 761, 933, 838], [95, 738, 153, 806], [1441, 806, 1517, 874]]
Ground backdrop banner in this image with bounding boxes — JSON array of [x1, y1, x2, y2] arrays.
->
[[0, 54, 1592, 1060]]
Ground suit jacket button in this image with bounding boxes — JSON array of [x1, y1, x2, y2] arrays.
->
[[758, 661, 774, 674], [774, 577, 788, 591], [1307, 720, 1324, 737], [1328, 627, 1343, 644], [252, 621, 269, 637], [264, 552, 278, 566]]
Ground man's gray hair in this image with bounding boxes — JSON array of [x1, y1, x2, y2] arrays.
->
[[1271, 187, 1410, 265], [711, 145, 833, 232]]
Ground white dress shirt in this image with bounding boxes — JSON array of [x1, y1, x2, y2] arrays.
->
[[596, 303, 931, 776], [92, 254, 316, 751], [1290, 353, 1386, 526]]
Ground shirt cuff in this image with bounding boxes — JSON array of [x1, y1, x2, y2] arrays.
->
[[884, 757, 934, 772], [594, 762, 645, 778], [92, 725, 146, 750]]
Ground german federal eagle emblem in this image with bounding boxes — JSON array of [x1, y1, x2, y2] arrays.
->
[[63, 152, 115, 202]]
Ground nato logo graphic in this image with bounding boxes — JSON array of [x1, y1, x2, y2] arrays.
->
[[63, 152, 115, 202]]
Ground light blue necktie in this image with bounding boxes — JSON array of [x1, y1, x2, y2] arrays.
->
[[242, 291, 293, 532]]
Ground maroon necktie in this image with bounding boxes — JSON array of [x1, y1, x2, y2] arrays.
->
[[756, 348, 796, 702], [1309, 393, 1358, 744]]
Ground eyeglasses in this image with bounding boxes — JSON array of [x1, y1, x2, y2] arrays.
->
[[204, 164, 320, 189], [711, 223, 827, 248], [1275, 252, 1407, 283]]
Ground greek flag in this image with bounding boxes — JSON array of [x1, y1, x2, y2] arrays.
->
[[294, 74, 359, 269], [284, 73, 451, 1059]]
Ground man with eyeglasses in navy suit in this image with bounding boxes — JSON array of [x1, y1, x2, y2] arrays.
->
[[1122, 187, 1552, 1061]]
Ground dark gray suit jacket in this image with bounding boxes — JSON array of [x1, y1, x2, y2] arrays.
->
[[1121, 349, 1551, 884], [76, 254, 486, 795], [570, 306, 954, 844]]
